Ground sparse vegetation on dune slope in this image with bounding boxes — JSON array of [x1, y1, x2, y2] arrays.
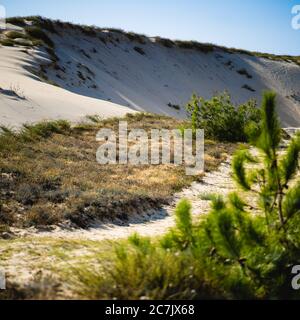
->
[[3, 16, 300, 66], [0, 113, 235, 231]]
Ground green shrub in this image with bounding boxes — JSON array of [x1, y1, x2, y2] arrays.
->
[[0, 120, 71, 153], [175, 41, 214, 53], [5, 31, 27, 40], [0, 39, 15, 47], [22, 16, 57, 34], [21, 120, 71, 141], [155, 37, 175, 48], [198, 92, 300, 298], [6, 17, 26, 27], [186, 92, 261, 142], [25, 26, 54, 47], [76, 232, 221, 300], [126, 32, 146, 44], [80, 26, 97, 37], [35, 17, 57, 34]]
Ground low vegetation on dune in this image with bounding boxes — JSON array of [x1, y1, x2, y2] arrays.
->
[[74, 92, 300, 300], [24, 26, 54, 47], [0, 18, 53, 48], [2, 16, 300, 66], [0, 92, 299, 300], [0, 113, 235, 231]]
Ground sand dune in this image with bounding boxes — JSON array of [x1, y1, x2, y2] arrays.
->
[[1, 20, 300, 127]]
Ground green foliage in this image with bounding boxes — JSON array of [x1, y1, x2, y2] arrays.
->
[[201, 91, 300, 297], [0, 120, 71, 153], [0, 39, 15, 47], [21, 120, 71, 141], [76, 206, 221, 300], [6, 17, 27, 27], [126, 32, 146, 44], [155, 37, 175, 48], [232, 150, 256, 190], [234, 92, 299, 228], [174, 40, 214, 53], [76, 92, 300, 299], [80, 26, 97, 37], [162, 199, 194, 250], [283, 182, 300, 222], [25, 26, 54, 47], [186, 92, 261, 142], [85, 114, 103, 123], [280, 132, 300, 186], [255, 92, 281, 156], [5, 31, 27, 40]]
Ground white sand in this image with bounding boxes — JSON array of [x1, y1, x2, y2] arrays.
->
[[0, 46, 133, 129], [1, 22, 300, 127]]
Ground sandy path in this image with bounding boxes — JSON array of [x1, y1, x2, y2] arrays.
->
[[22, 158, 235, 241]]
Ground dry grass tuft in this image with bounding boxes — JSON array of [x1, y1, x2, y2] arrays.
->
[[0, 113, 236, 229]]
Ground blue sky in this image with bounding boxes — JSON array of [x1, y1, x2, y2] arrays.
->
[[2, 0, 300, 55]]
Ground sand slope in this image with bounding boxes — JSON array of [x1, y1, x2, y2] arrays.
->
[[0, 46, 133, 128], [1, 21, 300, 127]]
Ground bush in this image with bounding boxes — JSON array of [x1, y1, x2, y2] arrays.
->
[[6, 17, 27, 27], [186, 92, 261, 142], [155, 37, 175, 48], [126, 32, 146, 44], [175, 41, 214, 53], [80, 26, 97, 37], [16, 183, 41, 205], [25, 206, 61, 227], [21, 120, 71, 141], [197, 92, 300, 298], [25, 26, 54, 47], [5, 31, 27, 40], [76, 231, 220, 300], [0, 39, 14, 47], [24, 16, 57, 34]]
